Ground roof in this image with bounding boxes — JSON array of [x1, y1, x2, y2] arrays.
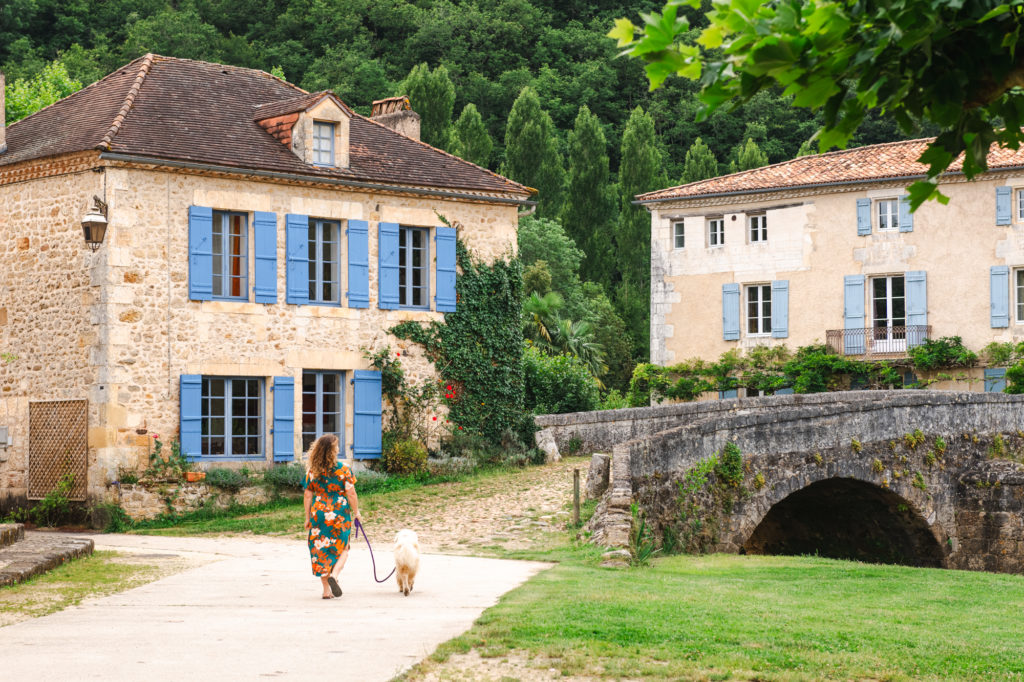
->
[[252, 91, 351, 121], [1, 54, 529, 198], [637, 138, 1024, 203]]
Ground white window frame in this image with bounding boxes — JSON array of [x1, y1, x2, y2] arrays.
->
[[673, 221, 685, 249], [313, 121, 335, 166], [708, 217, 725, 247], [870, 274, 906, 352], [877, 198, 900, 231], [1015, 268, 1024, 324], [1018, 189, 1024, 222], [745, 283, 772, 336], [748, 214, 767, 243]]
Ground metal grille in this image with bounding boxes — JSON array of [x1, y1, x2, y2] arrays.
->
[[29, 400, 88, 501], [826, 326, 931, 359]]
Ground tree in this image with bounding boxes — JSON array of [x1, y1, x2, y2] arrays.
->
[[563, 105, 615, 283], [401, 63, 455, 149], [610, 0, 1024, 209], [4, 58, 82, 123], [451, 103, 493, 168], [502, 86, 566, 219], [729, 137, 769, 174], [681, 136, 718, 184], [615, 106, 666, 360]]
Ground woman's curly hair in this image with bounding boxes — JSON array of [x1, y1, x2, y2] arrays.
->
[[307, 434, 339, 479]]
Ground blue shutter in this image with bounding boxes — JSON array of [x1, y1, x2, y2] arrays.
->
[[346, 219, 370, 308], [272, 376, 295, 462], [188, 206, 213, 300], [352, 370, 382, 459], [771, 279, 789, 338], [856, 198, 872, 236], [898, 195, 913, 233], [985, 368, 1007, 393], [719, 389, 738, 399], [905, 270, 927, 347], [843, 275, 866, 354], [179, 375, 202, 461], [991, 265, 1010, 328], [997, 186, 1012, 225], [253, 211, 277, 303], [285, 214, 309, 304], [378, 222, 400, 309], [722, 283, 740, 341], [776, 388, 794, 395], [434, 226, 457, 312]]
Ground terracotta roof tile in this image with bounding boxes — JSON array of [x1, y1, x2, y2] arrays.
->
[[1, 55, 529, 198], [637, 138, 1024, 202]]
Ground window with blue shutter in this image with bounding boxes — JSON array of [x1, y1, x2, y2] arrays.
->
[[905, 270, 927, 347], [856, 198, 871, 236], [346, 219, 369, 308], [378, 222, 400, 310], [843, 275, 866, 354], [898, 195, 913, 233], [188, 206, 214, 301], [272, 376, 295, 462], [771, 279, 789, 338], [179, 374, 203, 461], [776, 388, 794, 395], [285, 213, 309, 304], [435, 226, 457, 312], [352, 370, 382, 459], [991, 265, 1010, 328], [722, 283, 740, 341], [997, 186, 1013, 225], [253, 211, 277, 303], [985, 367, 1007, 393], [719, 389, 738, 399]]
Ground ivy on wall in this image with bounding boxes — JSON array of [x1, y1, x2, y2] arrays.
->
[[390, 240, 526, 445]]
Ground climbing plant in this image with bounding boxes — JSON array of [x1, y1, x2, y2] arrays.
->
[[390, 240, 525, 445]]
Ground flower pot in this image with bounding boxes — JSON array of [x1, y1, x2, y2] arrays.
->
[[185, 471, 206, 482]]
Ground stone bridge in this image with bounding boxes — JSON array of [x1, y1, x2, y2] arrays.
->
[[535, 391, 1024, 573]]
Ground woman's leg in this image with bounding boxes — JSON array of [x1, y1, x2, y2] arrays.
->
[[331, 548, 350, 577], [319, 575, 332, 598]]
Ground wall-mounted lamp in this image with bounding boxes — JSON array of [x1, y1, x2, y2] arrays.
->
[[81, 195, 108, 251]]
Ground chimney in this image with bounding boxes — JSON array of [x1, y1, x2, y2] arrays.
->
[[371, 96, 420, 142], [0, 71, 6, 154]]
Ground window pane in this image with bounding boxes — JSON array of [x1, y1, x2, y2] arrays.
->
[[1018, 270, 1024, 321]]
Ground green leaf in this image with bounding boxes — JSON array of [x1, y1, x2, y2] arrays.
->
[[791, 76, 841, 108], [979, 4, 1011, 22], [608, 18, 637, 47]]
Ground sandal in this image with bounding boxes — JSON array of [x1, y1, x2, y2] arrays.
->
[[322, 594, 334, 599], [327, 576, 342, 597]]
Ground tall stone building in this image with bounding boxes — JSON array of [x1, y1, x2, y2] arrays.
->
[[0, 55, 531, 507]]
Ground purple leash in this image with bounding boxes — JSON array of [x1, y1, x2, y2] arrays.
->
[[354, 518, 395, 583]]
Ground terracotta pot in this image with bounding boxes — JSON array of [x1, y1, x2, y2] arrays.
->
[[185, 471, 206, 482]]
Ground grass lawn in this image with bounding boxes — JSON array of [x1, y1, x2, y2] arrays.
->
[[423, 552, 1024, 681]]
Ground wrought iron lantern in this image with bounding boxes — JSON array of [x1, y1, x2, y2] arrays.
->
[[81, 195, 108, 251]]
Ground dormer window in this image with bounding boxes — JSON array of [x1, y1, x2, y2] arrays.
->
[[313, 122, 335, 166]]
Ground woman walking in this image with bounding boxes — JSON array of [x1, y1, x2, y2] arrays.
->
[[303, 434, 360, 599]]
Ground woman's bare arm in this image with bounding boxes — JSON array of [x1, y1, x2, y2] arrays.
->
[[303, 489, 313, 530], [345, 483, 360, 521]]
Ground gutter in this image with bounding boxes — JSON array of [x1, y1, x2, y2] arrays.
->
[[98, 152, 537, 207], [631, 165, 1024, 206]]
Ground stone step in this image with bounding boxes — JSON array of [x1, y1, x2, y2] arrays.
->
[[0, 523, 25, 549], [0, 531, 94, 587]]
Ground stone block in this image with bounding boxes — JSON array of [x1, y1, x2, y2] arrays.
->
[[585, 453, 610, 500]]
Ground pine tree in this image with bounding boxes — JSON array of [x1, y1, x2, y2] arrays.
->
[[402, 63, 455, 150], [451, 103, 493, 168], [732, 137, 770, 172], [681, 136, 719, 184], [562, 105, 614, 284], [615, 106, 666, 360], [501, 87, 565, 219]]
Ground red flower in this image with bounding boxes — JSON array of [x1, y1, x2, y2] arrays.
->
[[432, 416, 437, 421], [458, 426, 463, 430], [396, 352, 401, 357], [446, 385, 452, 390], [152, 434, 159, 439]]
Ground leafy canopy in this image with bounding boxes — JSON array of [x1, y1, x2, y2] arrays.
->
[[610, 0, 1024, 209]]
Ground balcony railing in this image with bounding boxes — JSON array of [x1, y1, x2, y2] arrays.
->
[[825, 326, 931, 358]]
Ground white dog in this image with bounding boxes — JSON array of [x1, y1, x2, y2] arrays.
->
[[393, 529, 420, 596]]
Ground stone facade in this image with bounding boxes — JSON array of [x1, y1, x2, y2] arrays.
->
[[0, 154, 519, 506]]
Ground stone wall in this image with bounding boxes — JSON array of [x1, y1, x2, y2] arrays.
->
[[115, 481, 285, 520]]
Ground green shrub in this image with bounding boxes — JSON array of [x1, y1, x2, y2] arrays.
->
[[1006, 359, 1024, 394], [598, 388, 629, 410], [90, 502, 133, 532], [907, 336, 978, 371], [382, 438, 428, 475], [205, 468, 249, 493], [523, 345, 599, 414], [31, 472, 76, 527], [263, 463, 305, 491], [715, 442, 743, 488]]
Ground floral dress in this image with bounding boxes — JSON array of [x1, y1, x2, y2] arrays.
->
[[304, 464, 357, 577]]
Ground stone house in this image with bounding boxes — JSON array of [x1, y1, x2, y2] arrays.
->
[[0, 54, 531, 508], [637, 139, 1024, 396]]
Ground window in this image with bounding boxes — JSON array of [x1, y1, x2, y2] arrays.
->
[[307, 218, 341, 304], [212, 211, 248, 300], [1016, 269, 1024, 323], [749, 214, 767, 243], [301, 371, 344, 454], [877, 199, 900, 231], [746, 284, 772, 336], [708, 218, 724, 247], [313, 122, 335, 166], [399, 226, 429, 308], [673, 221, 685, 249], [1019, 189, 1024, 222], [201, 377, 263, 457], [871, 275, 906, 351]]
